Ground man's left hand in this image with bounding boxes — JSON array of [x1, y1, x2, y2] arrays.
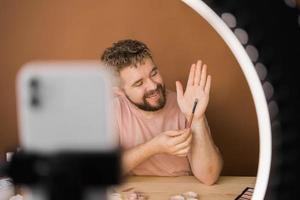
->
[[176, 60, 211, 121]]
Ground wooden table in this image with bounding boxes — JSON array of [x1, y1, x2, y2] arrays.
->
[[115, 176, 256, 200]]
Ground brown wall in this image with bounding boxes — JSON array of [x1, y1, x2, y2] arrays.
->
[[0, 0, 259, 176]]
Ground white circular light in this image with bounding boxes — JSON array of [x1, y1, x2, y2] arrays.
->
[[221, 13, 237, 28], [284, 0, 297, 8], [263, 81, 274, 101], [246, 45, 259, 62], [182, 1, 272, 200], [255, 63, 268, 81], [234, 28, 249, 45]]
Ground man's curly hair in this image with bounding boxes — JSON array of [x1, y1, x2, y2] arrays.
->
[[101, 39, 153, 72]]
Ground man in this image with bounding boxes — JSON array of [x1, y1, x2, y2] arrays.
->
[[101, 39, 223, 185]]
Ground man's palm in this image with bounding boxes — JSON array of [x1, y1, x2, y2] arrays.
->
[[176, 60, 211, 120]]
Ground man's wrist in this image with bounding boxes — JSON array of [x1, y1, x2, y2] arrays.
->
[[194, 115, 206, 123], [146, 137, 161, 156], [191, 116, 207, 134], [185, 114, 205, 122], [186, 114, 205, 126]]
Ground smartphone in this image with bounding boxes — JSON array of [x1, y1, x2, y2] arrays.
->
[[16, 61, 117, 153], [15, 61, 118, 200]]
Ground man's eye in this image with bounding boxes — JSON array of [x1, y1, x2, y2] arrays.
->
[[151, 71, 158, 77], [135, 81, 143, 87]]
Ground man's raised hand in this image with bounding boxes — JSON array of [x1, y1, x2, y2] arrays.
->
[[176, 60, 211, 121]]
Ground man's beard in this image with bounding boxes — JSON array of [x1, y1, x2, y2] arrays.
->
[[125, 84, 166, 112]]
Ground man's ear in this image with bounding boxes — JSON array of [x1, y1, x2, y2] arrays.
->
[[113, 86, 124, 96]]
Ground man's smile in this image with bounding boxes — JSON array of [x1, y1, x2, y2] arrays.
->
[[146, 90, 161, 102]]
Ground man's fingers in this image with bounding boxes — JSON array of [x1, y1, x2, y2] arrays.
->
[[174, 129, 191, 144], [176, 153, 189, 157], [199, 64, 207, 89], [187, 63, 196, 86], [175, 135, 192, 150], [194, 60, 202, 85], [175, 147, 191, 156], [175, 81, 184, 101], [165, 130, 182, 137], [205, 75, 212, 94]]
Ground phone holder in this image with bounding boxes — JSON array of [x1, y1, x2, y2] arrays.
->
[[4, 150, 121, 200]]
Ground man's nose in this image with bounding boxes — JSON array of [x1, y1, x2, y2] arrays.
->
[[145, 78, 157, 91]]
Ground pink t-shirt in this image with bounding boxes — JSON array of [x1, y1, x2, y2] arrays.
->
[[113, 90, 192, 176]]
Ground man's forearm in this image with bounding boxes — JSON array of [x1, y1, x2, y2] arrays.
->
[[188, 116, 223, 185], [122, 139, 158, 175]]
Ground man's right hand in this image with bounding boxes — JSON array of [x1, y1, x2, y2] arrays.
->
[[122, 128, 192, 175], [152, 128, 192, 157]]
